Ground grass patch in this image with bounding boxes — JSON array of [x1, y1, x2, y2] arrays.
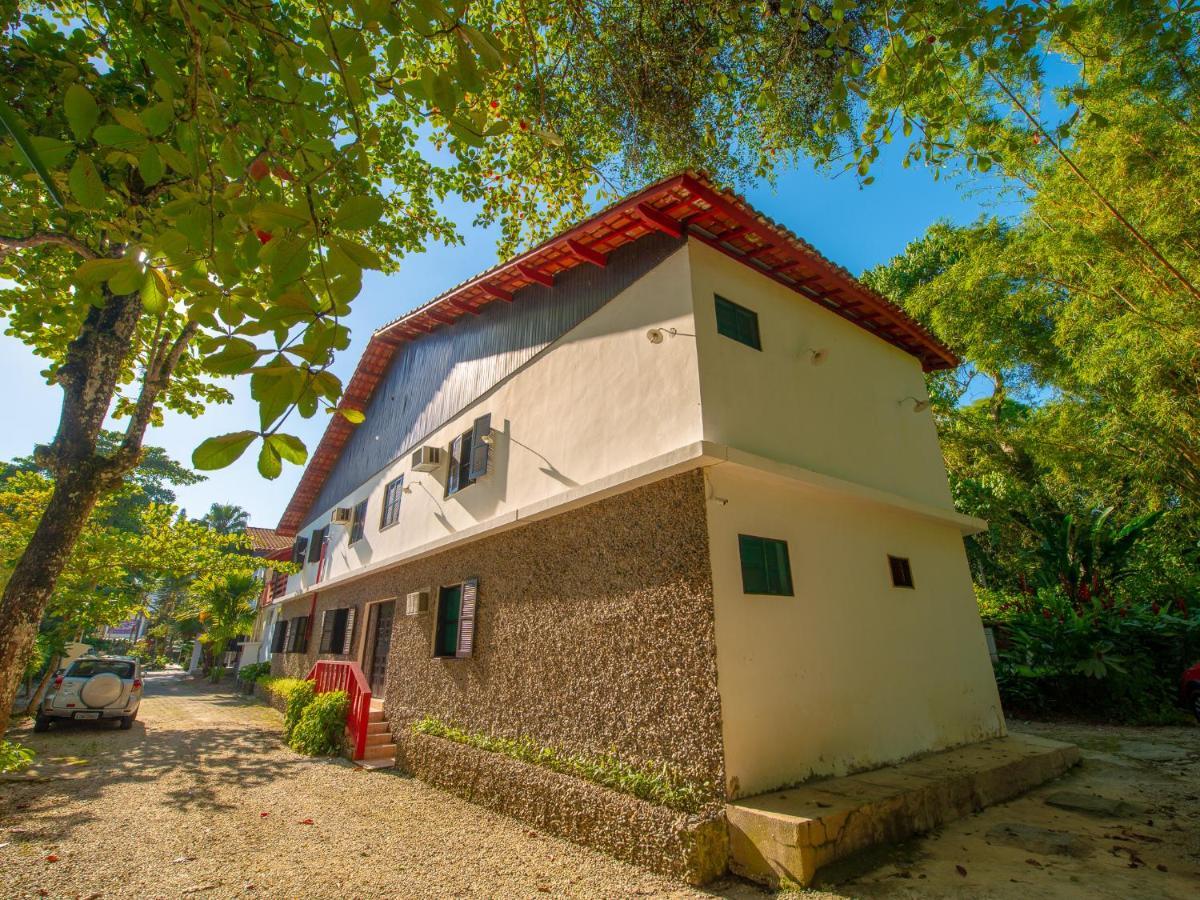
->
[[411, 716, 712, 813]]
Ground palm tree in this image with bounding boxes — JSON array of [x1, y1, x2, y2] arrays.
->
[[191, 573, 260, 676], [199, 503, 250, 535]]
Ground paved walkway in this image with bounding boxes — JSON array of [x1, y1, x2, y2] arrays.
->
[[2, 674, 1198, 898]]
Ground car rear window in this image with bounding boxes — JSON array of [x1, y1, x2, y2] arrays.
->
[[67, 659, 135, 679]]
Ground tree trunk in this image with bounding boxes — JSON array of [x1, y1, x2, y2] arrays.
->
[[21, 653, 61, 717], [0, 288, 142, 736]]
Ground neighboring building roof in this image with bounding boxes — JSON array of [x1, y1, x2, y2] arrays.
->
[[276, 171, 956, 535], [246, 526, 294, 554]]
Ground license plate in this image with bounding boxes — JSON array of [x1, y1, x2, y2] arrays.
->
[[74, 712, 101, 720]]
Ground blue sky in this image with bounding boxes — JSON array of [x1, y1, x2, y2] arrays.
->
[[0, 148, 1003, 528]]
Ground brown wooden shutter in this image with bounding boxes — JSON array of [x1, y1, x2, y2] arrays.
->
[[340, 607, 356, 655], [456, 577, 478, 658], [318, 610, 335, 653]]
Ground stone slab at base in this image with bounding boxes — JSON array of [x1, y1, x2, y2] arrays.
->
[[726, 733, 1081, 888]]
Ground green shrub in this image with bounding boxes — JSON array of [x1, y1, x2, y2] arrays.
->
[[259, 676, 306, 701], [206, 664, 225, 683], [994, 589, 1199, 724], [412, 716, 713, 812], [289, 690, 349, 756], [283, 679, 316, 740], [237, 662, 271, 684], [0, 739, 34, 774]]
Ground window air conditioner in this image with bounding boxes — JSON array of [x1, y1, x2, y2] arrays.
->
[[411, 446, 442, 472], [330, 507, 354, 525], [406, 590, 429, 616]]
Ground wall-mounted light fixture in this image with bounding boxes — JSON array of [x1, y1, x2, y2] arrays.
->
[[646, 327, 696, 344], [802, 347, 828, 366], [480, 430, 496, 446], [899, 396, 931, 413]]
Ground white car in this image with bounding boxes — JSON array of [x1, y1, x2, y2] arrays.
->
[[35, 656, 143, 731]]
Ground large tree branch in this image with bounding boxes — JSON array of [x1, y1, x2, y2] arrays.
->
[[105, 321, 200, 479], [0, 231, 99, 260]]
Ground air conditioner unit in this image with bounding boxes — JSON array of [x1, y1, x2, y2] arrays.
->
[[330, 507, 353, 525], [411, 446, 442, 472], [406, 590, 429, 616]]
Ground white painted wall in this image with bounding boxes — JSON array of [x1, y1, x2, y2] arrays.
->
[[706, 463, 1004, 799], [286, 244, 702, 592], [688, 239, 956, 512]]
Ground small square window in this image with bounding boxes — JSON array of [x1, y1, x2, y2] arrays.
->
[[380, 476, 404, 530], [738, 534, 793, 596], [715, 295, 762, 350], [889, 555, 914, 589]]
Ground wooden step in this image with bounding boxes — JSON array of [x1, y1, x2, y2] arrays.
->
[[362, 742, 396, 761]]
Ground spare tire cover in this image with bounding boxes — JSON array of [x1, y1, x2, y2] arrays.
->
[[80, 672, 123, 708]]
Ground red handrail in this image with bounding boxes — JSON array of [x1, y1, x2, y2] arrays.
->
[[306, 659, 372, 760]]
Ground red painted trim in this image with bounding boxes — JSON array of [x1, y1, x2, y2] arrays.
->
[[566, 238, 608, 267], [518, 264, 554, 287], [481, 283, 514, 302], [636, 202, 684, 238]]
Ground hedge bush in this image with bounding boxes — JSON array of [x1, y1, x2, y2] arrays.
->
[[289, 690, 349, 756], [282, 679, 315, 741]]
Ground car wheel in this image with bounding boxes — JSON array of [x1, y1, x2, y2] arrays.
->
[[33, 715, 51, 733], [119, 715, 134, 730]]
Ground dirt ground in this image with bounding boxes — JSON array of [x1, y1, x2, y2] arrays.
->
[[1, 673, 1198, 899]]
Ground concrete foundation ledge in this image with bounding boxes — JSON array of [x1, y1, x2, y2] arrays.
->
[[398, 731, 729, 885], [726, 733, 1081, 888]]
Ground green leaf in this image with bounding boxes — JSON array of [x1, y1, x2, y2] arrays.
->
[[266, 432, 308, 465], [72, 258, 127, 287], [333, 195, 384, 230], [266, 236, 311, 286], [108, 259, 144, 294], [251, 362, 303, 430], [138, 144, 164, 185], [0, 99, 65, 207], [193, 431, 258, 470], [68, 153, 106, 209], [257, 439, 282, 479], [332, 236, 384, 270], [93, 124, 145, 149], [205, 337, 263, 375], [339, 407, 365, 424], [459, 23, 509, 71], [140, 101, 175, 137], [252, 201, 310, 230], [64, 84, 100, 142]]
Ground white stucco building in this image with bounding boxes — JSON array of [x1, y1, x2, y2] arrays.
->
[[263, 172, 1004, 832]]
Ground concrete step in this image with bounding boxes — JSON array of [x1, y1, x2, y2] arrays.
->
[[362, 742, 397, 761], [355, 757, 395, 770], [365, 721, 390, 736], [727, 733, 1081, 888], [369, 698, 384, 712], [365, 731, 394, 747], [368, 709, 385, 723]]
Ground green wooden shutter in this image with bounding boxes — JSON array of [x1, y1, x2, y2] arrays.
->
[[456, 577, 479, 658], [307, 528, 324, 562], [468, 414, 491, 480], [292, 537, 308, 564], [739, 535, 768, 594]]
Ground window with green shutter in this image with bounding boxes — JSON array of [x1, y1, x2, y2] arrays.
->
[[715, 294, 762, 350], [433, 579, 478, 658], [738, 534, 793, 596]]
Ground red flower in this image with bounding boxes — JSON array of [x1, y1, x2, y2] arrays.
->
[[255, 230, 273, 245]]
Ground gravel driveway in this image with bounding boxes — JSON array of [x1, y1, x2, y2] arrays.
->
[[0, 672, 756, 900], [3, 673, 1198, 899]]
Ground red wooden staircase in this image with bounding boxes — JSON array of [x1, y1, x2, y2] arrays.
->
[[307, 660, 395, 768]]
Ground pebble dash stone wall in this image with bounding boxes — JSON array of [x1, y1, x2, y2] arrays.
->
[[270, 469, 730, 881]]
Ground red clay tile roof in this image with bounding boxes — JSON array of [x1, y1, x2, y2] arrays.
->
[[245, 526, 294, 553], [276, 171, 956, 535]]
